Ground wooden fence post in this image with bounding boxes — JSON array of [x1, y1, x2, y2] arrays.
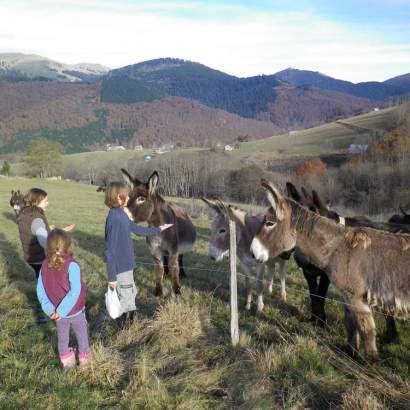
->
[[229, 218, 239, 346]]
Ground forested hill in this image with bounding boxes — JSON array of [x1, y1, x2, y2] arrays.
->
[[274, 68, 410, 100], [101, 58, 283, 118]]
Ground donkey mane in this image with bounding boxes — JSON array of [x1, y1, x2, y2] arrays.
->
[[288, 198, 344, 238]]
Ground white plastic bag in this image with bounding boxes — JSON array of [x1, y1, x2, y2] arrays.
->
[[105, 287, 123, 319]]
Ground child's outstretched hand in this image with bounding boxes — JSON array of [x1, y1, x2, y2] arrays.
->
[[63, 224, 76, 232], [124, 207, 134, 221], [108, 281, 118, 289], [159, 224, 173, 231]]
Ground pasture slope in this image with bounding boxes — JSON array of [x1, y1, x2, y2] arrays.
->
[[234, 106, 397, 159], [0, 178, 409, 409]]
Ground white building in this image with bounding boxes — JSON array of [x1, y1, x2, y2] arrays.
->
[[347, 144, 368, 155], [106, 143, 125, 151], [224, 144, 234, 151], [134, 144, 143, 151]]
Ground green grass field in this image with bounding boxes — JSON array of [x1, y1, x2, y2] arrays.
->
[[233, 107, 397, 159], [0, 178, 409, 409]]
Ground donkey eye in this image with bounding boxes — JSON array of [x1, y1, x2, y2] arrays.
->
[[136, 196, 146, 205], [219, 229, 226, 234], [265, 221, 277, 228]]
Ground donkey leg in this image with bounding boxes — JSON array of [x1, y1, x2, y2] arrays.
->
[[178, 254, 186, 278], [303, 269, 320, 323], [348, 299, 378, 362], [169, 254, 181, 295], [266, 261, 275, 295], [384, 315, 400, 344], [344, 306, 360, 357], [153, 255, 165, 297], [163, 254, 169, 276], [315, 272, 330, 326], [240, 261, 252, 310], [278, 259, 287, 302], [256, 264, 265, 312]]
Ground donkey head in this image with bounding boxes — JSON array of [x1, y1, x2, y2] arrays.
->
[[400, 207, 410, 224], [201, 198, 230, 261], [121, 168, 159, 223], [10, 190, 24, 213], [311, 190, 340, 223], [251, 180, 296, 262], [287, 182, 340, 223]]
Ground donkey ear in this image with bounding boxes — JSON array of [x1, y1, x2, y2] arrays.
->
[[228, 205, 245, 224], [286, 182, 301, 202], [261, 179, 285, 220], [121, 168, 140, 189], [400, 206, 408, 216], [201, 197, 223, 214], [11, 190, 14, 195], [147, 171, 159, 196], [312, 190, 327, 212]]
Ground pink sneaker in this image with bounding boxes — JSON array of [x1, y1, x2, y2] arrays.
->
[[60, 349, 76, 371], [78, 352, 91, 369]]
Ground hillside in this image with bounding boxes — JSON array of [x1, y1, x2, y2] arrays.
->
[[1, 55, 409, 156], [0, 79, 279, 154], [234, 106, 397, 160], [101, 58, 379, 127], [274, 68, 408, 100], [0, 53, 109, 82]]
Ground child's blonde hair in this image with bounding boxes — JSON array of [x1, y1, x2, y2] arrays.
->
[[104, 182, 129, 208], [46, 229, 73, 269]]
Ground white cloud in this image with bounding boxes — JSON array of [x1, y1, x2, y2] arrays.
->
[[0, 1, 409, 82]]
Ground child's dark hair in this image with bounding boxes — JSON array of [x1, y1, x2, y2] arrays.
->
[[25, 188, 47, 208], [46, 229, 73, 270], [104, 182, 129, 208]]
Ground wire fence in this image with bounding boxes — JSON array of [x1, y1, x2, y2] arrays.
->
[[133, 254, 410, 323]]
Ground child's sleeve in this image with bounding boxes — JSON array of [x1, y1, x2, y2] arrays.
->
[[104, 217, 119, 282], [55, 262, 82, 318], [130, 221, 161, 237], [31, 218, 48, 249], [36, 271, 55, 316]]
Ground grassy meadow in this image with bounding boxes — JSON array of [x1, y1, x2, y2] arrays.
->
[[234, 107, 397, 159], [0, 177, 409, 409]]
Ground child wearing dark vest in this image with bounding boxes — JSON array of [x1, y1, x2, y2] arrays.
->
[[104, 182, 172, 326], [17, 188, 75, 324], [36, 229, 90, 371]]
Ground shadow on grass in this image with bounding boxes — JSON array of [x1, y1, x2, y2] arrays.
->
[[0, 232, 54, 337], [2, 211, 17, 223]]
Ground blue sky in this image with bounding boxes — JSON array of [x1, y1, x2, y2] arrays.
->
[[0, 0, 409, 82]]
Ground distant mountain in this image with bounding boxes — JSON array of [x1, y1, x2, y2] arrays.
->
[[101, 58, 378, 126], [384, 73, 410, 94], [0, 53, 109, 82], [0, 80, 279, 154], [263, 84, 376, 130], [274, 68, 407, 100], [102, 58, 284, 118], [1, 54, 409, 155]]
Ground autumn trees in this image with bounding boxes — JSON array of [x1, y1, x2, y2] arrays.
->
[[25, 137, 63, 178]]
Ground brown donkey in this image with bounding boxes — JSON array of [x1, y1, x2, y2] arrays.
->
[[122, 169, 197, 296], [202, 198, 288, 312], [251, 179, 410, 361]]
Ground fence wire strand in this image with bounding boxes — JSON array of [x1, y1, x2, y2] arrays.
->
[[133, 254, 410, 323]]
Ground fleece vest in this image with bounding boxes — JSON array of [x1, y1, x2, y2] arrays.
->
[[17, 207, 50, 263], [41, 257, 87, 316]]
